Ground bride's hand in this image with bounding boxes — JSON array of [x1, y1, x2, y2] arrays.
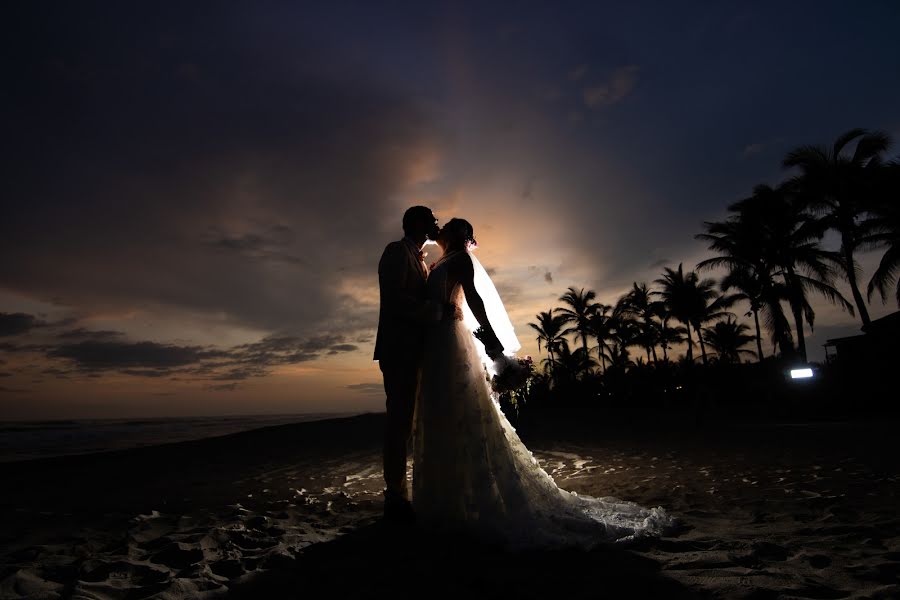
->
[[483, 330, 504, 359], [486, 344, 504, 360]]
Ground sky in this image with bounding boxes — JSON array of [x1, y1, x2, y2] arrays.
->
[[2, 1, 899, 420]]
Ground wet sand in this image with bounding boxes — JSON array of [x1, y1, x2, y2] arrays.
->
[[1, 413, 898, 599]]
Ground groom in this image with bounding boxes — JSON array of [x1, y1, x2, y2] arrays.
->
[[374, 205, 440, 522]]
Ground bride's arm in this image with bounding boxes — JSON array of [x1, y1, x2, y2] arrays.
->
[[458, 255, 504, 358]]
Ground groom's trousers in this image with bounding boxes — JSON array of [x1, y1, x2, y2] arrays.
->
[[379, 357, 420, 500]]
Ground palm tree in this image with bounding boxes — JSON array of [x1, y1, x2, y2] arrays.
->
[[528, 309, 568, 385], [784, 128, 893, 326], [656, 315, 687, 362], [702, 317, 756, 363], [653, 264, 729, 365], [689, 283, 735, 366], [605, 343, 635, 372], [866, 160, 900, 306], [636, 318, 663, 363], [558, 286, 599, 378], [609, 298, 644, 361], [697, 215, 792, 360], [537, 353, 558, 380], [719, 266, 794, 360], [551, 339, 595, 383], [618, 282, 664, 363], [653, 264, 699, 362], [588, 303, 615, 373], [730, 183, 854, 362]]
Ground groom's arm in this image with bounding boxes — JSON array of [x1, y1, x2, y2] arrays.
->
[[378, 243, 436, 322]]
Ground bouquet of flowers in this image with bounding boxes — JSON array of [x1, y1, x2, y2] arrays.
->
[[472, 327, 534, 394], [489, 354, 534, 394]]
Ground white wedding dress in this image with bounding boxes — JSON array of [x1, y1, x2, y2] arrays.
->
[[412, 249, 672, 550]]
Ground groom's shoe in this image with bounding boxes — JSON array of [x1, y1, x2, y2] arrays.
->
[[383, 493, 416, 524]]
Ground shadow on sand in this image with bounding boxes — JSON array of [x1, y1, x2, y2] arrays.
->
[[226, 518, 701, 599]]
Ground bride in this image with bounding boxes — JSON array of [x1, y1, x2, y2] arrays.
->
[[412, 218, 673, 550]]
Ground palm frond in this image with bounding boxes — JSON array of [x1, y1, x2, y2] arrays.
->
[[851, 131, 892, 165], [783, 144, 828, 169], [833, 128, 867, 157], [794, 274, 856, 315], [867, 245, 900, 303]]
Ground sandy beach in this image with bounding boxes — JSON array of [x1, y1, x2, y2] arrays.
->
[[1, 412, 898, 599]]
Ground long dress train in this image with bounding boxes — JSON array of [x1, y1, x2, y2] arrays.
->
[[412, 251, 673, 550]]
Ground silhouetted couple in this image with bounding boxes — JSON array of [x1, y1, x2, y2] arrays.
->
[[374, 206, 672, 549]]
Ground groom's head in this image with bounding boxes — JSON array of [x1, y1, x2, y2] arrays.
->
[[403, 206, 439, 243]]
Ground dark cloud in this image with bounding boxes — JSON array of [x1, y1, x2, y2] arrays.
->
[[119, 369, 175, 378], [33, 330, 363, 383], [0, 312, 46, 337], [0, 386, 32, 394], [582, 65, 640, 109], [56, 328, 125, 340], [0, 314, 82, 338], [544, 271, 553, 284], [742, 143, 766, 157], [40, 367, 73, 379], [208, 366, 270, 381], [0, 372, 11, 377], [46, 317, 80, 329], [328, 344, 359, 354], [2, 3, 444, 344], [346, 383, 384, 395], [568, 64, 589, 81], [228, 334, 357, 365], [45, 341, 221, 374], [204, 383, 239, 392], [200, 226, 308, 267]]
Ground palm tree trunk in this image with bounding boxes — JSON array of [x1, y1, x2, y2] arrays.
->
[[650, 344, 658, 364], [792, 304, 807, 362], [595, 337, 606, 374], [752, 309, 764, 362], [695, 324, 708, 365], [581, 330, 590, 378], [548, 347, 555, 386], [684, 323, 694, 362], [842, 242, 871, 326], [785, 267, 807, 363]]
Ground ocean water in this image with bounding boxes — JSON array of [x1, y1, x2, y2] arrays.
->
[[0, 412, 361, 463]]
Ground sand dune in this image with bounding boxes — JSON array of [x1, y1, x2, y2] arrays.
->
[[1, 414, 898, 599]]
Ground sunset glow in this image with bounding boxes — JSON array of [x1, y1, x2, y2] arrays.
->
[[2, 3, 898, 420]]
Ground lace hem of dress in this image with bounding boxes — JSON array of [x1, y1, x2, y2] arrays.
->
[[412, 315, 675, 550]]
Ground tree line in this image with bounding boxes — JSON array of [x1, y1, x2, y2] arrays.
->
[[528, 128, 899, 386]]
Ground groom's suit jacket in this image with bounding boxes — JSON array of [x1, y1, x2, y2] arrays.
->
[[373, 237, 430, 363]]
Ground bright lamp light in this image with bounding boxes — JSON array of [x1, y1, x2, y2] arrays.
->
[[790, 368, 813, 379]]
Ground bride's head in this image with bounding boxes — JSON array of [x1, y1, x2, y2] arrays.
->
[[437, 218, 477, 252]]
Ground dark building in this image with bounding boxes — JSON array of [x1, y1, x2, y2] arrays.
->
[[823, 311, 899, 411], [824, 311, 900, 366]]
